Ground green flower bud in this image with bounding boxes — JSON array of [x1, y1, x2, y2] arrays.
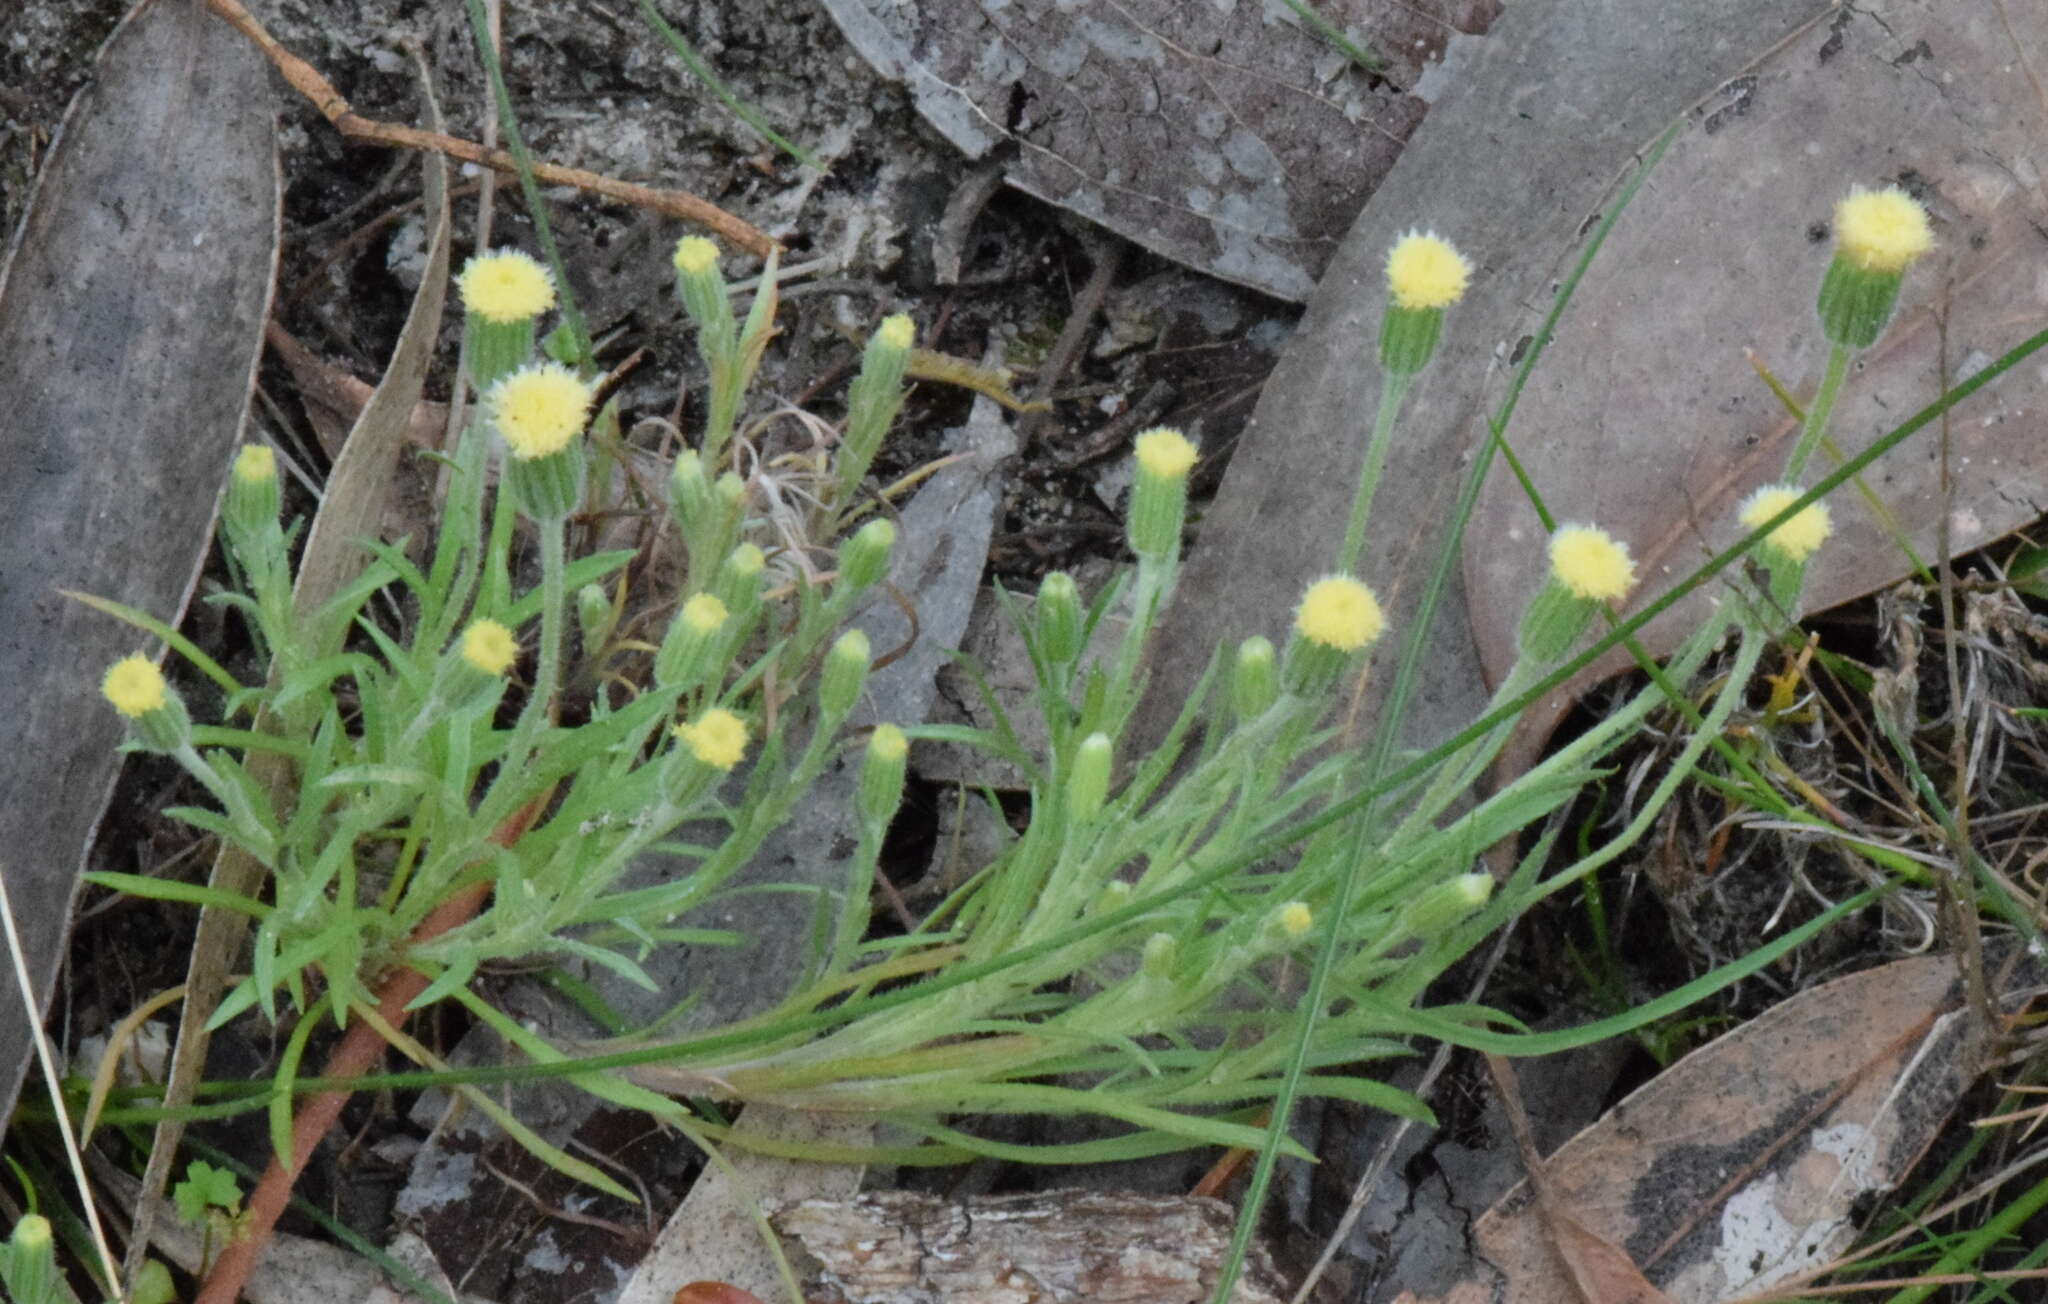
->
[[858, 723, 909, 829], [3, 1214, 56, 1304], [1092, 880, 1132, 916], [225, 443, 282, 540], [576, 582, 613, 659], [838, 314, 915, 503], [839, 518, 897, 594], [1127, 428, 1195, 561], [1399, 872, 1494, 941], [1232, 635, 1278, 723], [671, 448, 712, 526], [1140, 932, 1178, 981], [1035, 571, 1083, 668], [656, 592, 729, 690], [1379, 304, 1444, 376], [821, 629, 872, 720], [1066, 731, 1113, 821], [714, 542, 766, 628], [673, 236, 739, 362]]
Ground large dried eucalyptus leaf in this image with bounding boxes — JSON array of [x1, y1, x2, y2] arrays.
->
[[0, 0, 276, 1131], [819, 0, 1498, 301]]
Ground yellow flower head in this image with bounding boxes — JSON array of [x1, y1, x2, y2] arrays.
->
[[1134, 427, 1198, 480], [487, 363, 593, 460], [672, 236, 720, 277], [233, 444, 276, 483], [1276, 901, 1313, 939], [869, 723, 908, 763], [103, 655, 168, 718], [1834, 186, 1934, 274], [676, 708, 749, 770], [1385, 231, 1471, 310], [1548, 524, 1636, 602], [1296, 576, 1386, 652], [458, 250, 556, 324], [876, 314, 915, 351], [682, 592, 729, 633], [1739, 486, 1832, 563], [460, 619, 519, 676]]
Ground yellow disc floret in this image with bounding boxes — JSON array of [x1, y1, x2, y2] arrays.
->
[[1739, 486, 1832, 563], [869, 723, 908, 763], [676, 708, 749, 770], [876, 314, 915, 350], [460, 619, 519, 676], [1548, 524, 1636, 602], [672, 236, 720, 277], [457, 249, 556, 324], [1296, 576, 1386, 652], [681, 593, 729, 633], [233, 444, 276, 483], [1834, 187, 1934, 274], [102, 655, 168, 718], [1385, 231, 1471, 310], [1134, 427, 1198, 480], [1276, 901, 1313, 939], [487, 363, 593, 461]]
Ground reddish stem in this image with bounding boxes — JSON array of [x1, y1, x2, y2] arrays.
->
[[194, 800, 542, 1304]]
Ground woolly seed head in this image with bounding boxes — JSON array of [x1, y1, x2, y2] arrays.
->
[[458, 249, 556, 324], [672, 236, 720, 277], [102, 655, 167, 718], [487, 363, 592, 460], [1739, 486, 1832, 563], [869, 723, 908, 763], [682, 593, 729, 634], [676, 708, 749, 770], [1296, 576, 1386, 652], [1548, 524, 1636, 602], [1834, 187, 1934, 274], [1134, 427, 1197, 480], [233, 443, 276, 484], [460, 619, 519, 676], [876, 314, 915, 350], [1385, 231, 1471, 310], [1276, 901, 1313, 939]]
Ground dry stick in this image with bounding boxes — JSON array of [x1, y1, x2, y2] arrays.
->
[[192, 796, 547, 1304], [200, 0, 779, 259]]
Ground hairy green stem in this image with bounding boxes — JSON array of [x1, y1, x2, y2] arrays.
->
[[1784, 341, 1851, 481]]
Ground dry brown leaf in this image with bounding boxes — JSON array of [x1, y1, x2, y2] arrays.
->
[[818, 0, 1498, 301], [1133, 0, 1829, 761], [1465, 0, 2048, 769], [0, 0, 277, 1131], [1422, 952, 2029, 1304]]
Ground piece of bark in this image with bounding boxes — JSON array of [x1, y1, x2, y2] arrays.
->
[[0, 0, 277, 1130], [773, 1189, 1288, 1304]]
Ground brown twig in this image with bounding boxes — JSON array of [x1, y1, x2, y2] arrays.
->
[[193, 796, 548, 1304], [201, 0, 779, 259]]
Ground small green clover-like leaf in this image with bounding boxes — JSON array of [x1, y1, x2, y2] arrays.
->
[[172, 1160, 241, 1225]]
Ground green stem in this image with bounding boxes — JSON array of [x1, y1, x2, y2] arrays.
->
[[1784, 341, 1851, 481], [1338, 370, 1412, 575], [502, 517, 567, 778]]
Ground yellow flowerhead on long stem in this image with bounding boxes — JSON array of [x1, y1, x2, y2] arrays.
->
[[1833, 186, 1934, 274], [1739, 486, 1832, 563], [102, 655, 168, 718], [460, 619, 519, 676], [458, 249, 557, 324], [1548, 524, 1636, 603], [487, 363, 593, 461], [1296, 576, 1386, 652], [1385, 231, 1471, 311], [675, 708, 749, 770]]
